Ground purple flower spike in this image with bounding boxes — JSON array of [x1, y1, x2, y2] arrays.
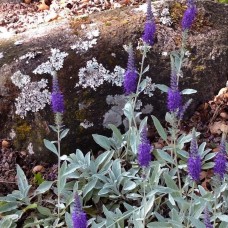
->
[[72, 194, 87, 228], [188, 129, 201, 181], [51, 76, 64, 113], [204, 207, 213, 228], [214, 136, 227, 179], [182, 0, 197, 31], [124, 45, 138, 95], [167, 73, 182, 113], [142, 0, 156, 46], [138, 127, 152, 167]]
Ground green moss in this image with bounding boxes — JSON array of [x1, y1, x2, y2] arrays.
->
[[194, 65, 206, 72], [14, 121, 32, 149]]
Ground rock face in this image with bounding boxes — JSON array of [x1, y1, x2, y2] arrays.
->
[[0, 1, 227, 161]]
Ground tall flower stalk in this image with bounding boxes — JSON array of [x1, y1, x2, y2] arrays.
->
[[51, 71, 65, 218]]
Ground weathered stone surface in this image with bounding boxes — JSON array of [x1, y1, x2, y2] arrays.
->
[[0, 1, 227, 161]]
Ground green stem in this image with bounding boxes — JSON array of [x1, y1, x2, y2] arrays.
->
[[186, 182, 195, 228], [57, 124, 61, 219], [143, 175, 146, 227], [173, 126, 182, 191]]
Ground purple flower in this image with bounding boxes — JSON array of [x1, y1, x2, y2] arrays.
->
[[138, 127, 152, 167], [51, 76, 64, 113], [179, 99, 192, 120], [182, 0, 197, 30], [167, 72, 182, 113], [142, 0, 156, 46], [72, 194, 87, 228], [188, 129, 201, 181], [124, 45, 138, 95], [214, 136, 227, 179], [204, 207, 213, 228]]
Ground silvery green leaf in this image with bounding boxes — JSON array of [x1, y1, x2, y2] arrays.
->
[[123, 102, 134, 121], [139, 78, 147, 92], [16, 165, 31, 198], [157, 149, 175, 165], [203, 153, 215, 162], [62, 164, 79, 177], [98, 188, 111, 196], [130, 127, 139, 154], [155, 186, 175, 194], [43, 139, 58, 156], [0, 202, 19, 213], [37, 205, 52, 216], [112, 159, 121, 178], [60, 155, 68, 160], [145, 194, 155, 216], [139, 116, 148, 133], [156, 84, 169, 93], [142, 65, 149, 75], [92, 134, 112, 150], [193, 203, 205, 219], [60, 129, 69, 140], [219, 222, 228, 228], [126, 193, 142, 199], [198, 185, 207, 196], [49, 125, 58, 132], [150, 162, 162, 186], [171, 209, 181, 222], [169, 194, 176, 206], [181, 89, 197, 94], [198, 142, 206, 155], [83, 178, 97, 199], [218, 215, 228, 222], [108, 124, 122, 143], [177, 150, 189, 160], [164, 173, 179, 191], [202, 162, 214, 170], [190, 218, 205, 228], [95, 150, 114, 169], [123, 180, 136, 191], [165, 112, 174, 125], [201, 149, 212, 159], [75, 149, 85, 161], [151, 115, 167, 141], [65, 212, 73, 228], [147, 222, 172, 227], [35, 181, 54, 195]]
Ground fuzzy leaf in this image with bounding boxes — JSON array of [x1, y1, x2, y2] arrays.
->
[[151, 115, 167, 141], [35, 181, 54, 195], [92, 134, 111, 150], [60, 129, 69, 140], [43, 139, 58, 156], [156, 84, 169, 93], [181, 89, 197, 94]]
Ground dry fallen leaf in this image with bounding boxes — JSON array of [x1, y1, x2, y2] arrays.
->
[[209, 121, 227, 135]]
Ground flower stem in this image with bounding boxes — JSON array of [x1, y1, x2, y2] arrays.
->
[[57, 123, 61, 218]]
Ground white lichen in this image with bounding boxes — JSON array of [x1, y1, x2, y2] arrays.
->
[[160, 7, 172, 26], [11, 71, 50, 118], [71, 38, 97, 53], [71, 26, 99, 53], [76, 58, 125, 90], [33, 48, 68, 76], [143, 76, 156, 97], [80, 120, 94, 129], [9, 129, 16, 139], [11, 71, 31, 89], [27, 142, 34, 155], [19, 51, 42, 63]]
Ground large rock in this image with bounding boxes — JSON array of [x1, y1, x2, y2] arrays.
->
[[0, 1, 227, 161]]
